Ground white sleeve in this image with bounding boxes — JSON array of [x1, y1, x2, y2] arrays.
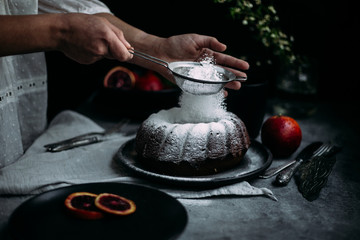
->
[[38, 0, 112, 14]]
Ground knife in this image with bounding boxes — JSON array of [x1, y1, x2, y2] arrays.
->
[[44, 133, 104, 152], [44, 119, 130, 152], [259, 142, 323, 179]]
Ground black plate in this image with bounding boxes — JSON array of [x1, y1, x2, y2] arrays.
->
[[116, 138, 272, 187], [9, 182, 187, 240]]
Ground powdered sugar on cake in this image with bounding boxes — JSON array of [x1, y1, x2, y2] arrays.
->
[[141, 107, 246, 163]]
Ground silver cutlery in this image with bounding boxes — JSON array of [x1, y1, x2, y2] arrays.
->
[[259, 142, 323, 179], [275, 142, 334, 186], [44, 119, 130, 152], [297, 144, 341, 200]]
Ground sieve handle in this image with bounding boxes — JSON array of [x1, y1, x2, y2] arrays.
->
[[234, 76, 247, 82], [129, 49, 169, 69]]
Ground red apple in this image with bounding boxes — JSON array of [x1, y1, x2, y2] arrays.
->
[[135, 70, 164, 91], [261, 115, 302, 157]]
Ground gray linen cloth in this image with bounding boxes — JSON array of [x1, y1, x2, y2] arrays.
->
[[0, 110, 276, 201]]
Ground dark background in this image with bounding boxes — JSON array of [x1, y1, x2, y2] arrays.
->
[[46, 0, 359, 119]]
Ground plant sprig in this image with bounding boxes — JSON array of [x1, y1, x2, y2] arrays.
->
[[214, 0, 297, 64]]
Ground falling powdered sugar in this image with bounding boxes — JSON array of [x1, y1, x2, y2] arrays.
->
[[174, 92, 227, 123], [172, 56, 228, 123]]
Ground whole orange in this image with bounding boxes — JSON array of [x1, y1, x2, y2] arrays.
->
[[261, 115, 302, 157]]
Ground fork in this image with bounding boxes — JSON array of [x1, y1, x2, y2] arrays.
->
[[44, 119, 130, 152], [275, 143, 334, 186]]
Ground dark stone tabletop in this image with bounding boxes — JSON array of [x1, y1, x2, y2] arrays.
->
[[1, 99, 359, 240]]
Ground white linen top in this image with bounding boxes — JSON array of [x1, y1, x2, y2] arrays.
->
[[0, 0, 111, 167]]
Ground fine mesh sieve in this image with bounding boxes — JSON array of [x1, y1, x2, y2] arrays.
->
[[129, 49, 247, 95]]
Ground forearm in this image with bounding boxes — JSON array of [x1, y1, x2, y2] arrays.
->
[[94, 13, 159, 50], [94, 13, 169, 73], [0, 13, 161, 61], [0, 14, 61, 56]]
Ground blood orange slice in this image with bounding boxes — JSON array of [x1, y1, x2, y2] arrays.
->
[[95, 193, 136, 216], [64, 192, 104, 220], [103, 66, 136, 90]]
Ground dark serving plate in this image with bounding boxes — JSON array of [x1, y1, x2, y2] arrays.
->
[[9, 182, 187, 240], [116, 138, 272, 187]]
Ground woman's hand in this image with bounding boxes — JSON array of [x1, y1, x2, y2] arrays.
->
[[164, 34, 249, 90], [131, 34, 249, 91], [57, 13, 133, 64]]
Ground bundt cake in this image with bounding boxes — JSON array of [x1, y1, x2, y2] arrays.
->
[[135, 93, 250, 176]]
